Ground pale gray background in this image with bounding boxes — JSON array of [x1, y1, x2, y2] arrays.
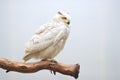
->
[[0, 0, 120, 80]]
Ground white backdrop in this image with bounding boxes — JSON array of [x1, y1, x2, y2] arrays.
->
[[0, 0, 120, 80]]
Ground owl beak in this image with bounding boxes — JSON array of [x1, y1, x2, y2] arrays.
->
[[67, 21, 70, 25]]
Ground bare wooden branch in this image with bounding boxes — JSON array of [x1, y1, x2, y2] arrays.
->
[[0, 58, 80, 79]]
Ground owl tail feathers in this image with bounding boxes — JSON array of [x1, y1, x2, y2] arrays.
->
[[23, 53, 32, 62]]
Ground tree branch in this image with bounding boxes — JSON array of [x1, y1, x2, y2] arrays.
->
[[0, 58, 80, 79]]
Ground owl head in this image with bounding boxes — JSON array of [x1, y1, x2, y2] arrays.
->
[[53, 12, 71, 26]]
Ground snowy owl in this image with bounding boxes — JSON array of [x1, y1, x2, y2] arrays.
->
[[23, 12, 71, 62]]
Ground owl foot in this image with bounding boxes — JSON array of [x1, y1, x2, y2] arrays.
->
[[41, 59, 57, 63], [41, 59, 57, 75], [50, 70, 56, 75], [50, 59, 57, 64]]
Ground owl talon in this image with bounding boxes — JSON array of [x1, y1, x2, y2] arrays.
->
[[41, 59, 57, 64], [50, 60, 57, 64], [50, 70, 56, 75]]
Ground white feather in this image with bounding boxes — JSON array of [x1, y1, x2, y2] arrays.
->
[[23, 12, 71, 61]]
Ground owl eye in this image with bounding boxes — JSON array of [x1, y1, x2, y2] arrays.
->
[[61, 17, 67, 20]]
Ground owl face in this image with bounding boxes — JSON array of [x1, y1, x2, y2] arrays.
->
[[53, 12, 71, 26]]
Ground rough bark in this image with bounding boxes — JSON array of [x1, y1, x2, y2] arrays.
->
[[0, 58, 80, 79]]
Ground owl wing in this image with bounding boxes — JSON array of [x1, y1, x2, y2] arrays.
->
[[23, 25, 66, 61], [25, 23, 53, 53], [53, 28, 67, 45]]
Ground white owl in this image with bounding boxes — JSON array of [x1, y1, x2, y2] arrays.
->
[[23, 12, 71, 62]]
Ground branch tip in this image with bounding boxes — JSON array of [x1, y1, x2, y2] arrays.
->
[[74, 64, 80, 79]]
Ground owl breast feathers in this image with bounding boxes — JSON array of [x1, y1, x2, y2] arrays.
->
[[23, 12, 71, 62]]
